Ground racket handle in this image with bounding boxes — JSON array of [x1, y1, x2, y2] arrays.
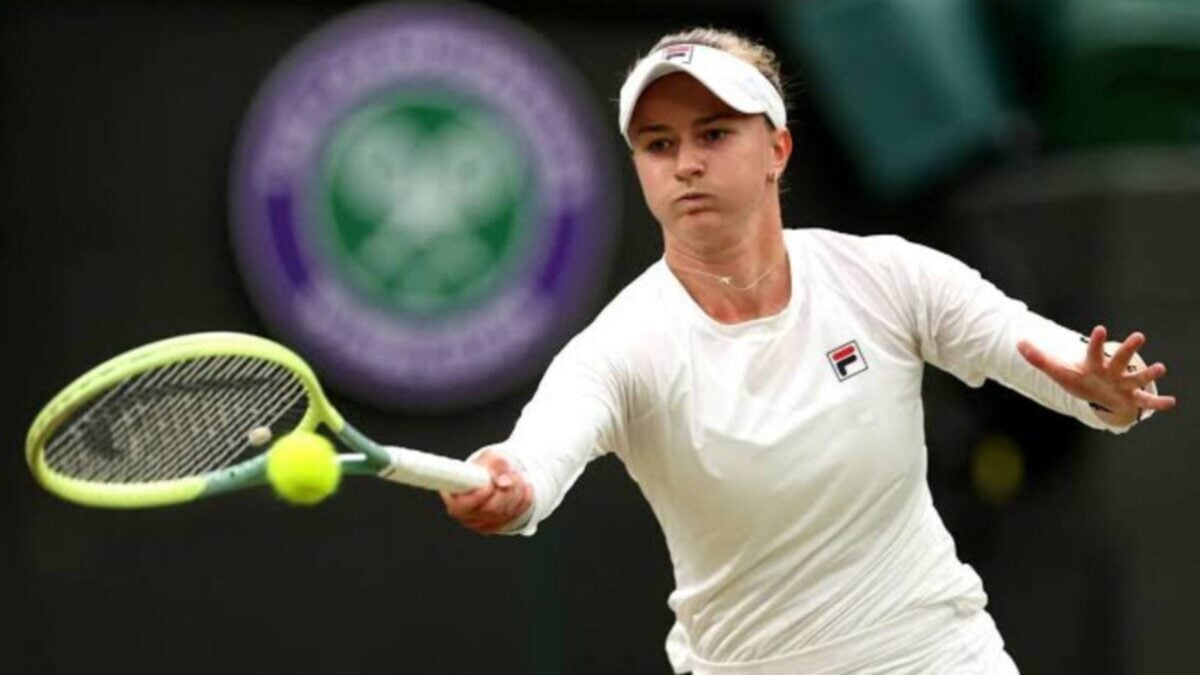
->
[[377, 446, 491, 493]]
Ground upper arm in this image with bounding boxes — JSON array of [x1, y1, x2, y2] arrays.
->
[[882, 237, 1032, 387], [878, 236, 1133, 432]]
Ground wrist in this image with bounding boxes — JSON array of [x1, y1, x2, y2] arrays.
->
[[1089, 401, 1139, 427]]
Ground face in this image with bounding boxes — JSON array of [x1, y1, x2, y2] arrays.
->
[[628, 73, 790, 245]]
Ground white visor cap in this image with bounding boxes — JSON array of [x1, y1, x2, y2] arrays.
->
[[618, 43, 787, 146]]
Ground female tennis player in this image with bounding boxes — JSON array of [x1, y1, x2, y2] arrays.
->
[[442, 28, 1176, 674]]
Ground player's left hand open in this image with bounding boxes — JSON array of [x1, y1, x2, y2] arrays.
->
[[1017, 325, 1177, 425]]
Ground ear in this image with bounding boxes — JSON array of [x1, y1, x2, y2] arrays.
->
[[770, 126, 793, 179]]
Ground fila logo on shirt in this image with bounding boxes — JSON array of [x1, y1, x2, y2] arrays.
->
[[827, 340, 869, 381], [663, 45, 694, 63]]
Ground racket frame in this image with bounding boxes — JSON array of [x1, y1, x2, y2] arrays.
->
[[26, 332, 392, 508]]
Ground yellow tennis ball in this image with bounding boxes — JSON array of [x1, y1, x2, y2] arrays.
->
[[266, 431, 341, 506], [971, 434, 1025, 505]]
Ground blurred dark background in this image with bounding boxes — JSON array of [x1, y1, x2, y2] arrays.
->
[[4, 1, 1197, 673]]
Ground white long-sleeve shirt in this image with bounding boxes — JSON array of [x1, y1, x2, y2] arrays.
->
[[493, 228, 1139, 673]]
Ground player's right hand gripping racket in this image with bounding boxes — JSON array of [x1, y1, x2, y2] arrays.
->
[[26, 332, 490, 508]]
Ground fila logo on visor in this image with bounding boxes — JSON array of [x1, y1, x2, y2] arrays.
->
[[663, 45, 694, 63], [827, 341, 868, 381]]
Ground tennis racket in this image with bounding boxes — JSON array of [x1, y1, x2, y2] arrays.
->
[[26, 332, 490, 508]]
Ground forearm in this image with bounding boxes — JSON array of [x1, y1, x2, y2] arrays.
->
[[992, 314, 1131, 432], [997, 315, 1160, 433], [462, 379, 619, 535], [892, 236, 1170, 434]]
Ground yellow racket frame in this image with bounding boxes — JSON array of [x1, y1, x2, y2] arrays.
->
[[25, 332, 372, 508]]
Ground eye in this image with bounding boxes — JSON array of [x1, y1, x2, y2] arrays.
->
[[644, 138, 673, 153], [702, 128, 729, 143]]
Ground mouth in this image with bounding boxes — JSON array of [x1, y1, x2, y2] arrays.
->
[[675, 191, 713, 205]]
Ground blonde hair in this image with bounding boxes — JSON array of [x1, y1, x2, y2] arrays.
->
[[639, 27, 787, 103]]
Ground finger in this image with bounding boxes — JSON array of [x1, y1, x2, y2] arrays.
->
[[1107, 331, 1146, 375], [462, 511, 502, 527], [473, 449, 513, 476], [1086, 325, 1107, 369], [1121, 363, 1166, 389], [464, 502, 521, 534], [478, 489, 508, 515], [478, 480, 524, 516], [473, 484, 534, 533], [463, 517, 501, 534], [1019, 340, 1079, 385], [1017, 340, 1047, 368], [473, 450, 523, 490], [499, 482, 531, 520], [1134, 389, 1177, 411], [474, 519, 514, 536], [445, 484, 496, 515]]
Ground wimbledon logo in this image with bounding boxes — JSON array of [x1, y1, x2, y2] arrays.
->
[[230, 3, 617, 410]]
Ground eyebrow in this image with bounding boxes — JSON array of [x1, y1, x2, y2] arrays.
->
[[632, 112, 742, 138]]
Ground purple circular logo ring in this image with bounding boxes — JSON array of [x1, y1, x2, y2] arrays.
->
[[230, 2, 619, 411]]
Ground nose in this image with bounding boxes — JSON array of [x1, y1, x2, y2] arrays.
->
[[673, 140, 705, 181]]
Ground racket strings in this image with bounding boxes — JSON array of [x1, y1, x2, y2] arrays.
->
[[137, 357, 280, 481], [63, 353, 236, 473], [51, 356, 236, 477], [53, 356, 305, 481], [44, 355, 310, 482], [50, 356, 243, 479]]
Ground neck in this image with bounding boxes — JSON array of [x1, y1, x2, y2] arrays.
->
[[663, 207, 791, 324]]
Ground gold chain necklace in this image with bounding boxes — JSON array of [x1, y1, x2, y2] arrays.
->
[[668, 249, 788, 292]]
